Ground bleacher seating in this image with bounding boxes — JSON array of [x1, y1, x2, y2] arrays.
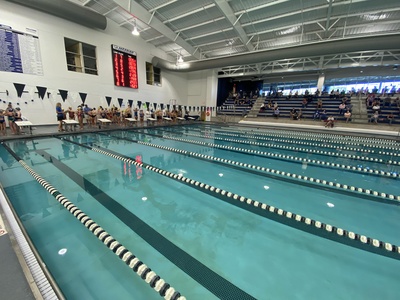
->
[[217, 98, 255, 116], [256, 96, 350, 120], [366, 95, 400, 124]]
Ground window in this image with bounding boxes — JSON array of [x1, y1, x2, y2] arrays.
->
[[64, 38, 98, 75], [146, 62, 161, 86]]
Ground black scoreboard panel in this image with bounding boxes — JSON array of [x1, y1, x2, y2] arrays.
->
[[111, 44, 138, 89], [0, 24, 43, 75]]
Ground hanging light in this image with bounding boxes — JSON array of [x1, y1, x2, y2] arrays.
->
[[131, 19, 140, 36], [177, 55, 184, 63]]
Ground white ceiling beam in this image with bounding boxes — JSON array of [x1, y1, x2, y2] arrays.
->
[[177, 17, 225, 32], [148, 0, 178, 13], [212, 0, 254, 51], [163, 4, 216, 23], [128, 0, 201, 59], [241, 4, 400, 28]]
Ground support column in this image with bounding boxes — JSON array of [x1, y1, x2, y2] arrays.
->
[[317, 74, 325, 92]]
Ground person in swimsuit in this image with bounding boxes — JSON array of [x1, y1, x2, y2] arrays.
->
[[6, 103, 16, 134], [14, 107, 23, 134], [76, 106, 84, 129], [0, 109, 6, 135], [56, 102, 64, 132]]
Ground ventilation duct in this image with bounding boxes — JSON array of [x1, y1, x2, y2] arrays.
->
[[152, 34, 400, 72], [6, 0, 107, 30]]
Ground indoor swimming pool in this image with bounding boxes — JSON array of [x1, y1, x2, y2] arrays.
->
[[0, 123, 399, 300]]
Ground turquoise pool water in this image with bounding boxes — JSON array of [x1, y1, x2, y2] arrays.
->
[[0, 123, 399, 299]]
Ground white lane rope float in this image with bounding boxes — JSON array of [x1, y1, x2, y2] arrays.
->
[[157, 133, 400, 179], [161, 131, 400, 165], [138, 140, 399, 202], [86, 144, 400, 261], [2, 148, 185, 300], [224, 125, 400, 148]]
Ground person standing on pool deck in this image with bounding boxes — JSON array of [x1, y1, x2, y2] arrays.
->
[[56, 102, 65, 132], [6, 102, 17, 134]]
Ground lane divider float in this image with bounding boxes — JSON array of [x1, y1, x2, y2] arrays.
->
[[85, 143, 400, 261], [138, 140, 400, 203], [3, 144, 185, 300], [162, 131, 400, 165]]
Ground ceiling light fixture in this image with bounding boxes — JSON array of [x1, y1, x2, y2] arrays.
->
[[177, 55, 184, 63], [131, 19, 139, 36]]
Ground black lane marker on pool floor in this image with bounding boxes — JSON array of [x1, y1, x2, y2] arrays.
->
[[35, 149, 256, 300]]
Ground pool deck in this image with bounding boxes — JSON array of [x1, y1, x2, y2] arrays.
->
[[0, 117, 399, 299], [0, 116, 399, 141], [239, 117, 400, 139]]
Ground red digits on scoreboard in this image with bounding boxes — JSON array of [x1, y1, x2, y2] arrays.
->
[[128, 56, 138, 88], [114, 53, 120, 86], [119, 54, 125, 86]]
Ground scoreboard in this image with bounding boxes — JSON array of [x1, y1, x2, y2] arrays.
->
[[111, 44, 138, 89]]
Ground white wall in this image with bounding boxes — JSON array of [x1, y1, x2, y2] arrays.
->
[[187, 69, 218, 107], [0, 1, 189, 125]]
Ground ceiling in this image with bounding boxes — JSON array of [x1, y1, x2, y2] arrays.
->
[[68, 0, 400, 79]]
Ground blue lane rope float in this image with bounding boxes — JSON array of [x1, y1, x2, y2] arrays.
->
[[161, 131, 400, 165], [138, 140, 400, 203], [69, 140, 400, 261], [2, 143, 186, 300]]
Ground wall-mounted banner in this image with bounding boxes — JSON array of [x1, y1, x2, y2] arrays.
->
[[13, 83, 25, 98], [36, 86, 47, 99], [105, 96, 112, 107], [79, 92, 87, 104], [59, 89, 68, 102]]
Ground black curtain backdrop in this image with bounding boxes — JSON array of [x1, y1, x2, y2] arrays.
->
[[217, 78, 232, 106]]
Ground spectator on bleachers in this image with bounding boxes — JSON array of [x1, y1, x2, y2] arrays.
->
[[316, 99, 323, 109], [384, 96, 392, 107], [325, 116, 335, 128], [333, 89, 340, 99], [302, 98, 308, 108], [294, 91, 298, 98], [297, 109, 303, 120], [320, 110, 327, 121], [339, 102, 346, 115], [389, 86, 396, 96], [344, 110, 352, 123], [366, 94, 374, 107], [259, 103, 266, 112], [387, 112, 395, 125], [273, 107, 280, 119], [313, 109, 321, 120], [369, 111, 379, 124], [267, 100, 273, 109], [346, 103, 353, 112], [290, 108, 298, 120], [372, 103, 381, 114]]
